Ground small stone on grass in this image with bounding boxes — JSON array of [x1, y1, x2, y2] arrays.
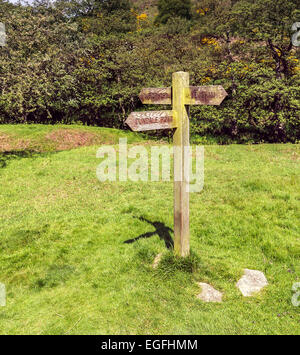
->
[[236, 269, 268, 297], [196, 283, 223, 303]]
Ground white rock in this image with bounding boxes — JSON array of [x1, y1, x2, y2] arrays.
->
[[236, 269, 268, 297], [197, 282, 223, 303]]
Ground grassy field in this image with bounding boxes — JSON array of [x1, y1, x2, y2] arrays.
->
[[0, 124, 299, 335]]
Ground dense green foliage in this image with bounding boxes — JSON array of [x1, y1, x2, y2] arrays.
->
[[155, 0, 192, 24], [0, 0, 299, 142], [98, 0, 131, 12]]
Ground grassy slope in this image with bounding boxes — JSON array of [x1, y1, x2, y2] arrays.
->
[[0, 125, 299, 335], [0, 124, 145, 151]]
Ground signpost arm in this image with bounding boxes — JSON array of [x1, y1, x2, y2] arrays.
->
[[172, 72, 190, 257]]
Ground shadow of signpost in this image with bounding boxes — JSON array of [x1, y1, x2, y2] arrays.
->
[[0, 150, 37, 168], [124, 216, 174, 250], [0, 150, 60, 169]]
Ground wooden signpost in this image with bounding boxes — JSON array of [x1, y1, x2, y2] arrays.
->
[[125, 72, 227, 257]]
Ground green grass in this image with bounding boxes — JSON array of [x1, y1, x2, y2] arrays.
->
[[0, 124, 299, 335]]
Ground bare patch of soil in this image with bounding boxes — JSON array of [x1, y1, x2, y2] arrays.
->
[[0, 134, 11, 151], [0, 133, 31, 152], [46, 129, 99, 151]]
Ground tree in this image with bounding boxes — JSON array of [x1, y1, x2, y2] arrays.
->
[[155, 0, 192, 24], [194, 0, 300, 79], [98, 0, 131, 12], [54, 0, 131, 17], [191, 0, 300, 142], [235, 0, 299, 79]]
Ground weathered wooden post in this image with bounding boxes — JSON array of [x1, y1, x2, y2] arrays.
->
[[173, 72, 190, 257], [126, 72, 227, 257]]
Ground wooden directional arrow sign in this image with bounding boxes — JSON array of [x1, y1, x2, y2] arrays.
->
[[184, 85, 227, 105], [138, 86, 227, 106], [125, 110, 177, 131], [139, 88, 172, 105]]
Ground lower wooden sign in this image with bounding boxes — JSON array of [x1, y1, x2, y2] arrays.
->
[[125, 110, 177, 131]]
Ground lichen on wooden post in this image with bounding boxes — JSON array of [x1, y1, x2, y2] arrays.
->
[[172, 71, 190, 257]]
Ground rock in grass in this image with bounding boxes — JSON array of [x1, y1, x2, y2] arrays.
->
[[197, 283, 223, 303], [236, 269, 268, 297]]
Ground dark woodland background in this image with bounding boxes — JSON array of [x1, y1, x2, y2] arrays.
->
[[0, 0, 299, 143]]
